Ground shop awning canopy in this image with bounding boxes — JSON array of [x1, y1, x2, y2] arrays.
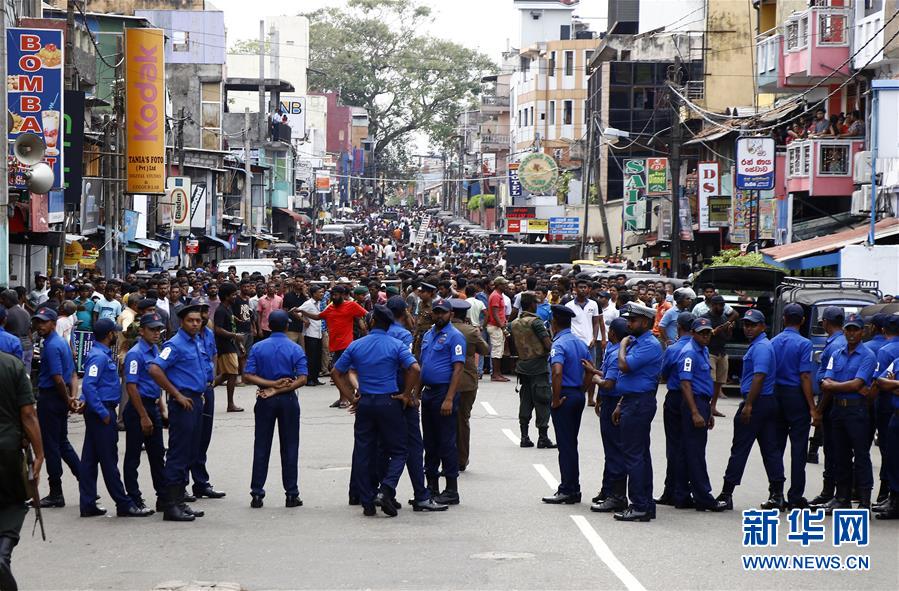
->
[[201, 235, 231, 250], [762, 217, 899, 268], [65, 234, 86, 243], [133, 238, 163, 250], [275, 208, 312, 225]]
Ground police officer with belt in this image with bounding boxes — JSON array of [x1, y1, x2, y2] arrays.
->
[[243, 310, 308, 509], [770, 303, 819, 511], [510, 292, 555, 449], [657, 312, 695, 507], [871, 314, 899, 508], [79, 318, 153, 518], [123, 313, 168, 512], [541, 305, 590, 505], [412, 281, 436, 358], [614, 303, 663, 522], [873, 337, 899, 519], [149, 301, 209, 522], [417, 298, 466, 506], [818, 313, 876, 512], [716, 309, 784, 511], [333, 305, 420, 517], [450, 298, 489, 471], [190, 297, 226, 501]]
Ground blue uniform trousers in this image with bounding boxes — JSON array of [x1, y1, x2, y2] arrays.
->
[[887, 413, 899, 494], [876, 392, 893, 486], [191, 386, 215, 488], [775, 386, 811, 503], [723, 396, 784, 487], [550, 388, 586, 495], [352, 395, 407, 504], [164, 391, 204, 488], [377, 405, 430, 501], [619, 391, 657, 512], [830, 402, 873, 492], [663, 389, 687, 502], [251, 392, 300, 497], [821, 400, 836, 484], [79, 403, 132, 511], [122, 397, 166, 503], [679, 396, 716, 507], [37, 389, 80, 492], [598, 396, 625, 494], [421, 385, 460, 480]]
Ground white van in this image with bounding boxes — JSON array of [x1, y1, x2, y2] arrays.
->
[[219, 258, 278, 278]]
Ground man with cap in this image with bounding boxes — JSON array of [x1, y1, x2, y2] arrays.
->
[[677, 317, 726, 511], [149, 301, 209, 522], [450, 298, 489, 471], [873, 336, 899, 519], [333, 305, 420, 516], [872, 314, 899, 508], [658, 288, 696, 346], [770, 303, 819, 511], [243, 310, 308, 508], [715, 309, 784, 511], [417, 298, 467, 505], [485, 277, 510, 382], [808, 306, 846, 505], [78, 318, 153, 518], [190, 297, 226, 500], [541, 304, 590, 505], [123, 312, 168, 512], [0, 308, 23, 360], [613, 303, 663, 521], [32, 306, 80, 508], [865, 313, 890, 356], [412, 280, 437, 359], [817, 313, 876, 511], [656, 311, 696, 507], [701, 294, 734, 414], [510, 292, 555, 449]]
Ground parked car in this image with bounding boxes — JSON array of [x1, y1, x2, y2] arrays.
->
[[219, 258, 278, 278]]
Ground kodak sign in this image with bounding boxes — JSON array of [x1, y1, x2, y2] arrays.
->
[[125, 29, 165, 193]]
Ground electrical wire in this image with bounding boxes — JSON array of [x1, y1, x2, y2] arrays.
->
[[75, 1, 125, 69]]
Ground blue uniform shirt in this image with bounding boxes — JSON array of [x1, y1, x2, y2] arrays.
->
[[865, 334, 887, 357], [662, 335, 691, 391], [617, 330, 663, 394], [200, 326, 217, 383], [245, 332, 308, 382], [677, 340, 714, 398], [658, 306, 685, 343], [150, 329, 209, 394], [881, 355, 899, 408], [335, 329, 416, 394], [771, 327, 814, 387], [816, 331, 846, 384], [741, 332, 776, 396], [0, 326, 24, 360], [549, 328, 591, 389], [874, 338, 899, 378], [124, 339, 162, 400], [420, 323, 466, 386], [387, 322, 413, 350], [536, 302, 552, 327], [600, 342, 621, 397], [824, 344, 876, 399], [81, 342, 121, 420], [37, 330, 75, 389]]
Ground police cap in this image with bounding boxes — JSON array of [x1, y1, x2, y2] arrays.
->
[[32, 307, 57, 322], [432, 298, 452, 312], [871, 313, 890, 329], [450, 298, 471, 311], [175, 302, 204, 318], [621, 303, 655, 320], [608, 317, 629, 339], [551, 304, 576, 319], [692, 317, 713, 332], [386, 295, 407, 313], [372, 304, 393, 323], [677, 312, 696, 330], [742, 309, 766, 324], [93, 318, 122, 340], [783, 303, 804, 320], [268, 310, 290, 331], [843, 313, 864, 329], [137, 298, 156, 311], [821, 306, 844, 323], [140, 313, 165, 329], [420, 282, 437, 291], [886, 314, 899, 332]]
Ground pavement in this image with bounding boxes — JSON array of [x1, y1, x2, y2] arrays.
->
[[13, 379, 899, 591]]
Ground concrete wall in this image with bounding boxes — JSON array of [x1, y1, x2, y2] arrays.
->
[[514, 0, 576, 47], [135, 9, 226, 65], [167, 63, 224, 150], [47, 0, 203, 14], [704, 0, 757, 113], [841, 245, 899, 295]]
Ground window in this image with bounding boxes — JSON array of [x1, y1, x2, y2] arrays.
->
[[172, 31, 189, 52], [549, 100, 556, 125], [564, 51, 574, 76], [200, 82, 222, 150], [530, 107, 534, 126], [802, 143, 811, 175], [818, 12, 847, 45], [633, 88, 655, 110], [585, 50, 594, 72], [549, 51, 556, 76], [563, 100, 573, 125], [634, 63, 653, 84], [819, 143, 850, 175]]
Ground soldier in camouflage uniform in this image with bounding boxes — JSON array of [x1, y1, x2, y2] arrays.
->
[[412, 281, 437, 359], [450, 299, 489, 472], [510, 292, 556, 449]]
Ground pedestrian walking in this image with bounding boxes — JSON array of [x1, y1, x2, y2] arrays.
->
[[510, 292, 554, 449]]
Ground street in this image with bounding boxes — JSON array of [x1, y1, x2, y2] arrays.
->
[[13, 380, 899, 591]]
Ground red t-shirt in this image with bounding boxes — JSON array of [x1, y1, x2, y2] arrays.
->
[[487, 290, 506, 327], [319, 301, 367, 352]]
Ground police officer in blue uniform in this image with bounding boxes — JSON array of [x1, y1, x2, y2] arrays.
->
[[873, 339, 899, 519], [243, 310, 308, 508], [417, 298, 467, 506], [191, 297, 226, 501], [149, 301, 210, 522], [818, 313, 876, 512], [872, 315, 899, 508], [123, 313, 168, 512], [0, 308, 23, 360], [716, 309, 784, 511], [79, 318, 153, 518], [677, 317, 726, 511], [657, 312, 695, 507], [771, 303, 819, 511], [333, 305, 420, 517], [32, 306, 80, 508], [614, 303, 663, 522], [541, 305, 591, 505], [866, 314, 890, 356]]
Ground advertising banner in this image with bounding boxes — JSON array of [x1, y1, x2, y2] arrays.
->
[[646, 158, 668, 195], [730, 188, 755, 243], [507, 219, 521, 233], [736, 137, 775, 190], [508, 163, 522, 198], [167, 176, 191, 230], [63, 90, 84, 204], [623, 159, 648, 231], [277, 96, 307, 140], [80, 178, 100, 235], [126, 28, 166, 193], [549, 217, 579, 235], [697, 161, 720, 232], [708, 196, 731, 228], [506, 206, 535, 219], [190, 182, 207, 230], [523, 219, 548, 234]]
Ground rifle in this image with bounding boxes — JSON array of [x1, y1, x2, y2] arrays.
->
[[24, 444, 46, 541]]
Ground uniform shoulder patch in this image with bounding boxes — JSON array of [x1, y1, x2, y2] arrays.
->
[[550, 348, 557, 357], [683, 356, 692, 372], [159, 347, 172, 360], [87, 364, 99, 377], [129, 359, 139, 375], [826, 355, 834, 370], [454, 344, 463, 356]]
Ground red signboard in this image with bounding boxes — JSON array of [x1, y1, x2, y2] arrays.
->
[[506, 206, 536, 219], [185, 239, 199, 254], [507, 219, 521, 233]]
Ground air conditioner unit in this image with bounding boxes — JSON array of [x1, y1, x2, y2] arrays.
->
[[851, 186, 873, 215], [853, 150, 872, 184]]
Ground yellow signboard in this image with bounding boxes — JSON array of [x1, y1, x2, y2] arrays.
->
[[524, 219, 548, 234], [63, 241, 83, 267], [126, 28, 166, 194]]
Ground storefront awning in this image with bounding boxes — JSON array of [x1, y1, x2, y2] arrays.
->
[[762, 218, 899, 267], [133, 238, 163, 251], [65, 234, 87, 243], [275, 208, 312, 225], [202, 235, 231, 250]]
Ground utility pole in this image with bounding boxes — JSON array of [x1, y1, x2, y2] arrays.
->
[[594, 115, 613, 256], [64, 1, 75, 90], [244, 108, 253, 255], [668, 56, 683, 278], [579, 113, 594, 259], [258, 20, 266, 140], [176, 107, 186, 172], [115, 36, 125, 277], [102, 114, 112, 278], [457, 134, 465, 217], [0, 8, 8, 285]]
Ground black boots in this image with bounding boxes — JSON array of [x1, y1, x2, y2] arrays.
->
[[0, 536, 16, 591], [809, 478, 835, 506], [819, 486, 851, 514], [38, 484, 65, 508], [760, 481, 787, 511], [856, 489, 872, 510], [520, 426, 534, 448], [537, 428, 556, 449], [426, 475, 440, 498], [434, 477, 460, 505], [875, 481, 889, 504], [591, 480, 627, 512], [163, 486, 195, 522], [874, 491, 899, 520]]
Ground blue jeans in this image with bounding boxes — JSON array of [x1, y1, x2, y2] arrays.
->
[[552, 388, 586, 495], [79, 404, 132, 511], [619, 391, 657, 512], [251, 392, 300, 497], [37, 389, 80, 493], [122, 397, 166, 503], [421, 385, 460, 479]]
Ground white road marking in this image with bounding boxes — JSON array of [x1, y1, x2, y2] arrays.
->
[[480, 401, 498, 416], [571, 516, 647, 591], [501, 428, 520, 445], [532, 463, 559, 490]]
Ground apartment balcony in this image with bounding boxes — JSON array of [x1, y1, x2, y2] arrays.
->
[[481, 94, 510, 114], [785, 138, 864, 196], [853, 9, 885, 70], [755, 30, 783, 92], [782, 6, 851, 86], [480, 133, 510, 151]]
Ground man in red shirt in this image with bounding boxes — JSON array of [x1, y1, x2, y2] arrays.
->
[[486, 277, 509, 382], [296, 285, 367, 407], [256, 282, 284, 339]]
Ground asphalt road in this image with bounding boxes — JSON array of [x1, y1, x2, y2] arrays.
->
[[13, 380, 899, 591]]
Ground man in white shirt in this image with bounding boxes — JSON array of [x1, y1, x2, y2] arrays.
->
[[692, 283, 738, 320], [28, 273, 50, 311], [597, 291, 619, 331], [565, 278, 604, 406], [297, 285, 324, 386]]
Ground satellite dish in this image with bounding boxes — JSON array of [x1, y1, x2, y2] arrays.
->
[[24, 162, 55, 194], [13, 133, 47, 165]]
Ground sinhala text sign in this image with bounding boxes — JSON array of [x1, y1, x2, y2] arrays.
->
[[735, 137, 775, 190]]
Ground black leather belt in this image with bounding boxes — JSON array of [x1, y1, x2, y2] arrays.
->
[[835, 398, 863, 407]]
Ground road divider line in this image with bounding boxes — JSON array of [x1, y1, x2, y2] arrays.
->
[[571, 516, 646, 591], [532, 463, 559, 490], [501, 428, 520, 445], [480, 401, 498, 416]]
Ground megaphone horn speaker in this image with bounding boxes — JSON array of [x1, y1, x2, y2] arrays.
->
[[13, 133, 47, 166], [24, 162, 55, 194]]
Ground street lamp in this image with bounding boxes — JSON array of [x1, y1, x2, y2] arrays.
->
[[581, 123, 629, 259]]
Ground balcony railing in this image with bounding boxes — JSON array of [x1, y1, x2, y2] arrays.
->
[[853, 10, 885, 69], [480, 133, 509, 149], [756, 29, 780, 76], [684, 80, 704, 101], [481, 95, 510, 108], [782, 5, 851, 85], [786, 138, 864, 196]]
